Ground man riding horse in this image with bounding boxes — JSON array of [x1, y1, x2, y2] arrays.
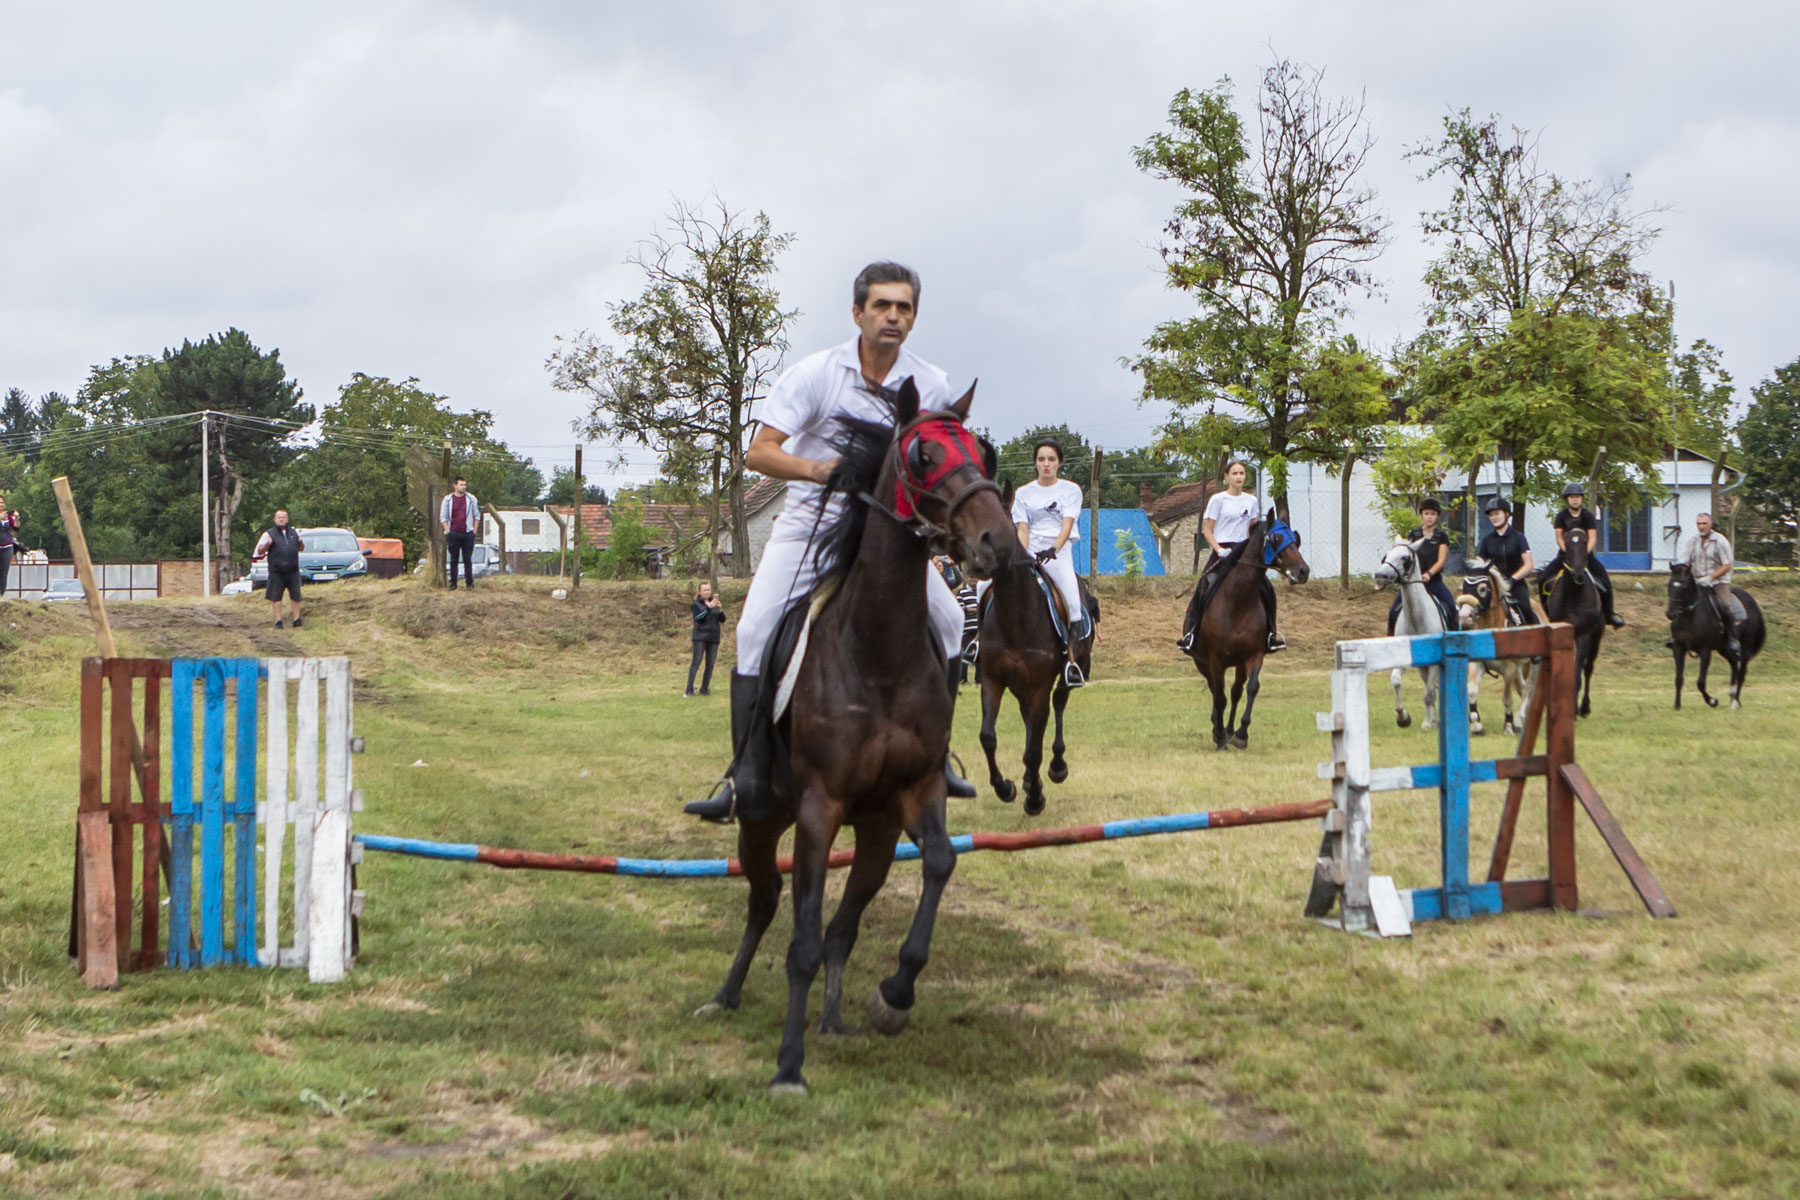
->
[[684, 262, 978, 823]]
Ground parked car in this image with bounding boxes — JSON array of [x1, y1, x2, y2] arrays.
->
[[413, 543, 503, 579], [41, 578, 86, 603], [250, 527, 371, 584], [221, 576, 257, 596]]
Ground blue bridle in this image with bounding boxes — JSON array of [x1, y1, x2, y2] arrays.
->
[[1262, 516, 1300, 567]]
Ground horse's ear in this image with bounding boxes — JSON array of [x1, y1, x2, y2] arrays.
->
[[1267, 506, 1278, 525], [1000, 478, 1015, 510], [950, 380, 976, 420], [895, 376, 921, 425], [980, 436, 998, 480]]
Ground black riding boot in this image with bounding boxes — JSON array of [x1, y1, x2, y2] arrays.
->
[[943, 659, 977, 798], [1595, 567, 1626, 628], [1261, 576, 1285, 652], [1177, 573, 1216, 651], [683, 673, 770, 824]]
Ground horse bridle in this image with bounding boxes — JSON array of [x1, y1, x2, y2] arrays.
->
[[862, 409, 1001, 552]]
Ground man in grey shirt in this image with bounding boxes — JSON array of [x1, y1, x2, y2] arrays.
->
[[1682, 512, 1738, 654]]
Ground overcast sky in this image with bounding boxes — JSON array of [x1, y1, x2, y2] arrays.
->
[[4, 1, 1796, 489]]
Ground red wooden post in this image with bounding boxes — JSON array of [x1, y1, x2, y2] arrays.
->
[[1544, 624, 1579, 911], [140, 662, 164, 969], [108, 661, 134, 970], [1487, 663, 1548, 884]]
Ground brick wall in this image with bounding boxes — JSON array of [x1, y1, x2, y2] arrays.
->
[[158, 559, 206, 597]]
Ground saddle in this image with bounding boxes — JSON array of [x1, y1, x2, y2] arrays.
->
[[974, 566, 1095, 654], [1711, 589, 1748, 625]]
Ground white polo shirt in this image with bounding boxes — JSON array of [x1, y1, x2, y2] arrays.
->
[[1205, 490, 1260, 544], [757, 336, 957, 536]]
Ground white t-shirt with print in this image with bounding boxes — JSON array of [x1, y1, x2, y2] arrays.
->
[[1010, 479, 1084, 551], [1204, 490, 1260, 544], [756, 336, 957, 537]]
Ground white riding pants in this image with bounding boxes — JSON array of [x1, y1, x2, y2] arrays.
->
[[733, 528, 965, 676]]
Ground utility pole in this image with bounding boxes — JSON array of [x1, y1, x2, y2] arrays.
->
[[201, 412, 212, 597], [571, 445, 584, 589], [1088, 447, 1103, 577]]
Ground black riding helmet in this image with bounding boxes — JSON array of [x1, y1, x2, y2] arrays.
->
[[1418, 496, 1442, 514], [1483, 496, 1512, 516], [1563, 481, 1585, 498]]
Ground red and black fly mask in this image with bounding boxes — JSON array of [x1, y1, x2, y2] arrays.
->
[[864, 379, 1007, 578]]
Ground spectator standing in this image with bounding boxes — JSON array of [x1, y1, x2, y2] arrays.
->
[[0, 494, 19, 599], [253, 510, 305, 629], [687, 581, 726, 696], [440, 477, 481, 590]]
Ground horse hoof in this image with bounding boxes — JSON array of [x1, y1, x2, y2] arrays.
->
[[769, 1080, 810, 1098], [693, 1001, 729, 1019], [1470, 726, 1486, 737], [818, 1016, 848, 1037], [867, 989, 911, 1036], [1047, 762, 1069, 785], [1396, 711, 1412, 729], [1423, 719, 1437, 732], [1023, 792, 1045, 817], [1228, 734, 1248, 751], [1706, 696, 1718, 708], [1731, 699, 1741, 711], [995, 780, 1016, 803]]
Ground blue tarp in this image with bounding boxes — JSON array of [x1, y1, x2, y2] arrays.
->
[[1073, 509, 1165, 576]]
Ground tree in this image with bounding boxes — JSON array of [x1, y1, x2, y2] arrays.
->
[[543, 467, 607, 507], [1130, 58, 1389, 513], [1407, 113, 1671, 540], [990, 424, 1199, 509], [280, 374, 536, 564], [1410, 111, 1663, 338], [1290, 340, 1392, 588], [1738, 359, 1800, 566], [1369, 428, 1454, 540], [549, 196, 797, 578], [143, 330, 313, 589], [586, 500, 653, 579], [1671, 338, 1736, 516], [1, 388, 39, 456]]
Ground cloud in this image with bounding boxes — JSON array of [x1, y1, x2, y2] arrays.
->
[[2, 0, 1796, 490]]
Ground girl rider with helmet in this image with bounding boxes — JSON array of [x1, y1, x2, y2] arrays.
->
[[1387, 497, 1457, 634], [1538, 481, 1626, 628], [1475, 496, 1537, 625]]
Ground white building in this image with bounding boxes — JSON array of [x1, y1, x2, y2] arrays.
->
[[1280, 450, 1736, 581]]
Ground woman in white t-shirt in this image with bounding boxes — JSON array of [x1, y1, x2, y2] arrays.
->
[[1009, 439, 1091, 651], [1181, 460, 1285, 652]]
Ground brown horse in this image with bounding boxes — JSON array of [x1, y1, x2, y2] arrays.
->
[[1455, 565, 1533, 736], [1182, 510, 1310, 750], [1667, 562, 1766, 710], [974, 485, 1094, 816], [697, 379, 1016, 1097], [1542, 526, 1605, 717]]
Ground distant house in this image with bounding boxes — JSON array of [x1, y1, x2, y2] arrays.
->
[[1142, 481, 1218, 575], [715, 478, 790, 575], [549, 502, 710, 577]]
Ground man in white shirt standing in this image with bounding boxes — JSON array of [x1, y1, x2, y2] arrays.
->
[[1681, 512, 1739, 655], [685, 262, 976, 823]]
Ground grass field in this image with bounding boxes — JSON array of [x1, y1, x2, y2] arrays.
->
[[2, 573, 1798, 1198]]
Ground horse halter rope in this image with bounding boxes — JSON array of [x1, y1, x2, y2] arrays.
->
[[877, 409, 1000, 548]]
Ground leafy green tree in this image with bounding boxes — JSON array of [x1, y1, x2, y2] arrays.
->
[[550, 197, 797, 577], [1113, 527, 1146, 578], [586, 501, 654, 579], [1670, 339, 1736, 515], [1291, 341, 1393, 588], [1738, 359, 1800, 566], [35, 356, 167, 561], [990, 425, 1197, 509], [543, 467, 608, 507], [1130, 58, 1389, 513], [1369, 429, 1454, 541], [280, 374, 534, 564]]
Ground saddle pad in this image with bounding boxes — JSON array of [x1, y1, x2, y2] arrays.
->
[[772, 576, 842, 724], [1728, 592, 1748, 624]]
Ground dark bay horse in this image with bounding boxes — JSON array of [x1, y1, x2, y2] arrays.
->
[[698, 379, 1016, 1097], [974, 485, 1094, 817], [1182, 510, 1310, 750], [1667, 562, 1765, 710], [1542, 526, 1605, 717]]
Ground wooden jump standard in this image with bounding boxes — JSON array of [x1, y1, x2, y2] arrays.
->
[[1306, 623, 1675, 936]]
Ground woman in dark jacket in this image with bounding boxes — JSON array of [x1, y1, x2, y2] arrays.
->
[[687, 581, 726, 696], [0, 496, 19, 598]]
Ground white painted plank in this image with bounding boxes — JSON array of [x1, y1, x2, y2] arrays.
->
[[1369, 765, 1424, 793], [1339, 666, 1373, 921], [307, 807, 349, 984], [1368, 876, 1413, 938], [292, 658, 319, 966], [260, 659, 289, 967]]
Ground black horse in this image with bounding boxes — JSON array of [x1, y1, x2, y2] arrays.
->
[[1542, 526, 1605, 717], [1667, 562, 1766, 710]]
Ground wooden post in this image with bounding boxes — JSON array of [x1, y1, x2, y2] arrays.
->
[[571, 445, 584, 590], [546, 507, 568, 580], [1437, 635, 1473, 919], [492, 510, 507, 574], [1486, 659, 1546, 883], [1088, 447, 1102, 577], [1544, 623, 1579, 910]]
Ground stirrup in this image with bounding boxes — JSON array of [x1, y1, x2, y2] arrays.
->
[[682, 778, 737, 824], [962, 638, 980, 665], [1176, 630, 1195, 652], [944, 751, 976, 799], [1266, 631, 1287, 653], [1062, 659, 1087, 688]]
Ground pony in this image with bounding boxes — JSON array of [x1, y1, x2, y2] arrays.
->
[[974, 482, 1095, 816], [697, 379, 1018, 1096], [1182, 510, 1310, 750], [1666, 562, 1766, 710], [1372, 538, 1449, 730], [1456, 564, 1532, 736], [1541, 526, 1605, 717]]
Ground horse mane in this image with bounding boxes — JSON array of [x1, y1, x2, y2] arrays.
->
[[809, 411, 896, 584], [1222, 520, 1263, 568]]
